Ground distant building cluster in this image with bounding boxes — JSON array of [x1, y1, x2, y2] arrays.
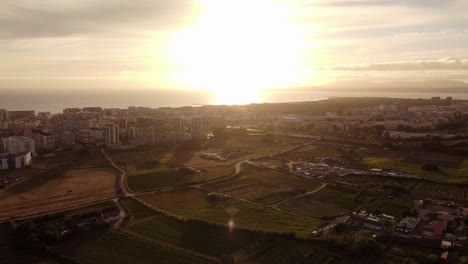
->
[[0, 105, 230, 170]]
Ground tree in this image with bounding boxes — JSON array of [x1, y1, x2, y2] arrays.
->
[[351, 231, 383, 256], [422, 254, 447, 264]]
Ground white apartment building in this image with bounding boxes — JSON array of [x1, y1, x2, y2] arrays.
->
[[1, 136, 36, 156], [191, 118, 206, 140]]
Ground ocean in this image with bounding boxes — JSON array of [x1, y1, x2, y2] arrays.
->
[[0, 88, 467, 113]]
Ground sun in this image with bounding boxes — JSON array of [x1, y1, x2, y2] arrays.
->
[[169, 0, 303, 105]]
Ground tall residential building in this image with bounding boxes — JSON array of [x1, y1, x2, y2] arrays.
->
[[6, 110, 35, 121], [33, 131, 55, 150], [134, 125, 155, 144], [105, 124, 120, 144], [1, 136, 36, 156], [0, 109, 6, 121], [191, 118, 205, 140]]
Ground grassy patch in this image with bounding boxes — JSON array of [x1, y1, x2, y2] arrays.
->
[[138, 188, 321, 237], [131, 215, 256, 257], [279, 186, 364, 218], [205, 164, 321, 202], [278, 144, 339, 161], [412, 182, 466, 200], [247, 239, 338, 264], [62, 200, 117, 218], [363, 198, 412, 217], [121, 198, 156, 220], [67, 231, 213, 264], [128, 167, 188, 192], [108, 147, 169, 172], [312, 186, 360, 210], [279, 198, 349, 218], [362, 156, 468, 183], [255, 191, 297, 205]]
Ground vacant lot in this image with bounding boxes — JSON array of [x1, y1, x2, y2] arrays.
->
[[279, 186, 362, 218], [131, 214, 256, 257], [179, 135, 307, 168], [205, 164, 321, 202], [137, 188, 321, 237], [61, 231, 213, 264], [107, 146, 170, 173], [0, 167, 118, 220], [34, 147, 108, 168]]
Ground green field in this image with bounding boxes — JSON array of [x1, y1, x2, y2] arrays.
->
[[277, 144, 340, 161], [362, 156, 468, 183], [363, 198, 412, 217], [128, 167, 188, 192], [107, 147, 169, 172], [278, 186, 365, 218], [246, 239, 339, 264], [412, 182, 466, 200], [121, 198, 156, 220], [312, 186, 361, 210], [131, 215, 256, 257], [62, 200, 117, 218], [67, 231, 213, 264], [254, 191, 297, 205], [279, 198, 350, 218], [138, 188, 321, 237], [205, 164, 321, 202]]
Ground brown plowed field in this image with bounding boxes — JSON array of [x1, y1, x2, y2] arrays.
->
[[0, 167, 118, 220]]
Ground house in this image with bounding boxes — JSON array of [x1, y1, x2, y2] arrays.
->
[[421, 220, 447, 240], [396, 217, 420, 233]]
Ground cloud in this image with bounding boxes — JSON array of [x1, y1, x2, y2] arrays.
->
[[0, 0, 198, 39], [304, 0, 459, 8], [320, 58, 468, 71]]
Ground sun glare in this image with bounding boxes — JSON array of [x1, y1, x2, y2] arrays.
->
[[169, 0, 303, 105]]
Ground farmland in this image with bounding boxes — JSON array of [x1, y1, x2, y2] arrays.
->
[[363, 198, 413, 217], [0, 167, 118, 221], [244, 239, 339, 264], [128, 166, 186, 192], [120, 198, 156, 220], [278, 186, 363, 218], [360, 147, 468, 183], [137, 188, 322, 237], [205, 164, 322, 202], [61, 231, 213, 264], [277, 143, 340, 161], [411, 182, 466, 200], [130, 214, 257, 257]]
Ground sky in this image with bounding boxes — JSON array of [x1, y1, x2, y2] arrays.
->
[[1, 0, 468, 95]]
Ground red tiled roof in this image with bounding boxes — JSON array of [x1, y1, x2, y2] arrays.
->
[[423, 220, 447, 237]]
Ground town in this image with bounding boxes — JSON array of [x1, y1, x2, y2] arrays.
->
[[0, 97, 468, 264]]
